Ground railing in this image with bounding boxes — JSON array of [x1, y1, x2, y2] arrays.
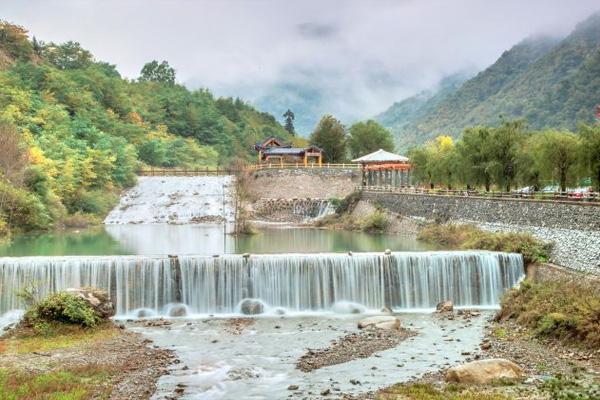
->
[[138, 167, 238, 176], [247, 163, 361, 171], [363, 185, 600, 204]]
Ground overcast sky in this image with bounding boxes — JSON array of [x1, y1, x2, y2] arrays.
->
[[3, 0, 599, 128]]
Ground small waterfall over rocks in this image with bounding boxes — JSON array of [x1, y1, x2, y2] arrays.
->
[[0, 251, 523, 317]]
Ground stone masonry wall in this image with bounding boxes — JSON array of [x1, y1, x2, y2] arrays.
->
[[364, 191, 600, 274], [363, 192, 600, 231], [248, 168, 360, 200]]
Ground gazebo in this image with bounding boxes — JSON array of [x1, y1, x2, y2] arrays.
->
[[352, 149, 411, 187]]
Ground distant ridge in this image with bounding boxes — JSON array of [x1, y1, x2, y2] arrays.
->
[[378, 12, 600, 151]]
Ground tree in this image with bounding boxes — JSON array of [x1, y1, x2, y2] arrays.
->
[[0, 123, 28, 186], [579, 123, 600, 191], [0, 21, 33, 61], [139, 60, 176, 85], [488, 120, 526, 191], [347, 120, 395, 159], [456, 127, 495, 191], [309, 115, 347, 163], [283, 109, 295, 136], [536, 130, 580, 192], [42, 41, 93, 69]]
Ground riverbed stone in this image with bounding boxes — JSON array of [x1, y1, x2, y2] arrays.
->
[[357, 316, 401, 330], [436, 300, 454, 313], [239, 299, 265, 315], [65, 287, 114, 319], [167, 304, 188, 317], [445, 358, 526, 384]]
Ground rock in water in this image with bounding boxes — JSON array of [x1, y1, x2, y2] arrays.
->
[[239, 299, 265, 315], [65, 288, 114, 319], [445, 359, 526, 384], [436, 300, 454, 313], [357, 316, 401, 330], [167, 304, 188, 317]]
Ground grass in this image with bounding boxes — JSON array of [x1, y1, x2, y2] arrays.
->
[[0, 323, 117, 355], [417, 223, 552, 263], [376, 383, 511, 400], [497, 279, 600, 348], [0, 365, 114, 400], [359, 210, 389, 233]]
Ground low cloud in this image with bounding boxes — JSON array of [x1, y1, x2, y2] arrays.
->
[[3, 0, 599, 132]]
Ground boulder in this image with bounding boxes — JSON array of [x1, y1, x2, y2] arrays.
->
[[357, 316, 400, 330], [436, 300, 454, 313], [65, 288, 114, 319], [167, 304, 188, 317], [239, 299, 265, 315], [445, 359, 526, 385]]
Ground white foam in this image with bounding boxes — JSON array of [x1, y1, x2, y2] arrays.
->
[[104, 176, 235, 224]]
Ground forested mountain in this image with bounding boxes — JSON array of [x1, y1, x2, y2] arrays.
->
[[379, 12, 600, 151], [375, 72, 473, 146], [0, 21, 290, 236]]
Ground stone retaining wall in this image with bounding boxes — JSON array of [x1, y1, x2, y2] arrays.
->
[[253, 198, 334, 222], [248, 168, 360, 200], [363, 192, 600, 231]]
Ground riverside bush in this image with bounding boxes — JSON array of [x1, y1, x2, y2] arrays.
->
[[25, 292, 101, 328], [417, 223, 551, 263], [360, 210, 389, 233], [498, 279, 600, 348]]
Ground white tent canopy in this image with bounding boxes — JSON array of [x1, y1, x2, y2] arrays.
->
[[352, 149, 409, 163]]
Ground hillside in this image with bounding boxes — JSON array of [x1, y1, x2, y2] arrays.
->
[[375, 72, 473, 149], [380, 12, 600, 150], [0, 20, 290, 236]]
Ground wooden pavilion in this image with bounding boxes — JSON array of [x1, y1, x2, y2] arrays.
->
[[352, 149, 411, 187], [254, 137, 323, 166]]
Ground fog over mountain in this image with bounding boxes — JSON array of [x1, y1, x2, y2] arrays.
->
[[4, 0, 599, 135]]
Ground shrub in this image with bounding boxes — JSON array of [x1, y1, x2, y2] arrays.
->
[[498, 279, 600, 348], [334, 190, 362, 214], [67, 189, 118, 216], [418, 223, 552, 263], [360, 210, 389, 233], [25, 292, 101, 328]]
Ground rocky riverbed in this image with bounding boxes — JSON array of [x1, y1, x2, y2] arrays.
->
[[128, 313, 491, 399]]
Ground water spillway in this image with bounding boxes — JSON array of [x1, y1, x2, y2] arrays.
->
[[0, 251, 524, 317]]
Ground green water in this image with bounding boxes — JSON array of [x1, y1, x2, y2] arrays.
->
[[0, 224, 439, 256]]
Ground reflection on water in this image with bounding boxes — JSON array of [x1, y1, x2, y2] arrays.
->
[[0, 224, 439, 256]]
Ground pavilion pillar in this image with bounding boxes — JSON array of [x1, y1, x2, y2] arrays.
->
[[318, 155, 322, 166], [258, 150, 262, 164], [304, 154, 308, 167]]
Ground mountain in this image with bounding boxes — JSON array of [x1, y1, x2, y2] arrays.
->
[[375, 72, 473, 149], [380, 12, 600, 151]]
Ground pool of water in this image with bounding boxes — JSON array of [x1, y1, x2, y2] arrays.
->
[[0, 224, 439, 256]]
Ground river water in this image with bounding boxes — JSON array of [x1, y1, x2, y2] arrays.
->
[[0, 224, 438, 257]]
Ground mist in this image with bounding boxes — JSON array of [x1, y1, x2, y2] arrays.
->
[[3, 0, 599, 133]]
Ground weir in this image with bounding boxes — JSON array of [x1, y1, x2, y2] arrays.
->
[[0, 251, 524, 317]]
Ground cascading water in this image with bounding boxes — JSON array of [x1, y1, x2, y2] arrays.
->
[[0, 251, 524, 318], [292, 200, 335, 221]]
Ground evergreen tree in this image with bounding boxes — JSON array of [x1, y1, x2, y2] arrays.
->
[[283, 109, 295, 136]]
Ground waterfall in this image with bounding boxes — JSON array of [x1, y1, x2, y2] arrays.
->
[[291, 200, 335, 221], [0, 251, 524, 317]]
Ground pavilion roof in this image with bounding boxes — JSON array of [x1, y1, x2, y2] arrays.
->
[[352, 149, 409, 163]]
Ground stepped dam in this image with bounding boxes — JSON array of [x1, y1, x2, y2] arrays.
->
[[0, 251, 524, 318]]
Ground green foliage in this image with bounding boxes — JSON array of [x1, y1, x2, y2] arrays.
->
[[333, 191, 362, 214], [283, 109, 295, 136], [499, 279, 600, 349], [381, 14, 600, 151], [26, 292, 100, 328], [409, 120, 596, 192], [359, 210, 389, 233], [139, 60, 176, 84], [347, 119, 395, 159], [0, 20, 290, 233], [378, 382, 511, 399], [309, 114, 347, 162], [0, 366, 113, 400], [417, 223, 552, 264], [540, 373, 600, 400]]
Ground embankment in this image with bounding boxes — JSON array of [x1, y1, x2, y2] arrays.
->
[[364, 191, 600, 274]]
